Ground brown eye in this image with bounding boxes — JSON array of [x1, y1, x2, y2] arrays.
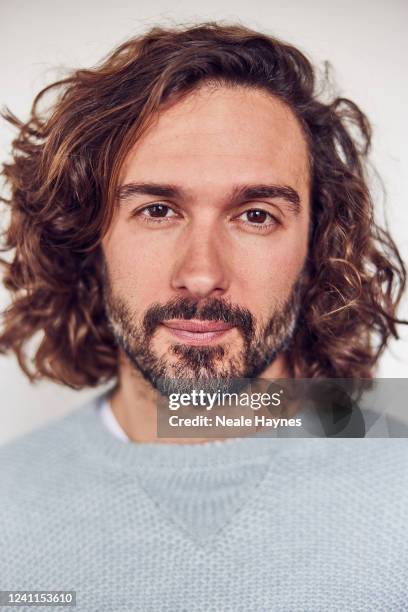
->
[[239, 209, 278, 225], [245, 209, 269, 224], [235, 208, 280, 232], [134, 203, 178, 222], [145, 204, 170, 217]]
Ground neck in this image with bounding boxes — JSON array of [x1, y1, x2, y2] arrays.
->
[[109, 350, 292, 444]]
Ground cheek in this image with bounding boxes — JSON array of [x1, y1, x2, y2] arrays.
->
[[235, 227, 308, 307], [102, 221, 173, 304]]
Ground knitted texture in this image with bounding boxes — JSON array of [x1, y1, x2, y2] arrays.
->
[[0, 392, 407, 611]]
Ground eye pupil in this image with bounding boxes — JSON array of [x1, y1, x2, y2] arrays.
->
[[247, 209, 267, 223], [149, 204, 168, 217]]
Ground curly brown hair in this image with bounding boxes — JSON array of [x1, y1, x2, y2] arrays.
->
[[0, 21, 406, 389]]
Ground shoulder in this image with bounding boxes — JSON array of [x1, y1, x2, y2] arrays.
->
[[0, 393, 106, 581], [0, 393, 104, 495]]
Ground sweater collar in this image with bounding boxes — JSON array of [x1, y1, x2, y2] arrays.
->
[[75, 390, 302, 471]]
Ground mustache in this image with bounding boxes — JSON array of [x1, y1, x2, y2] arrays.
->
[[143, 296, 255, 341]]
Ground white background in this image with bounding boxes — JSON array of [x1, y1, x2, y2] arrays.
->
[[1, 0, 407, 444]]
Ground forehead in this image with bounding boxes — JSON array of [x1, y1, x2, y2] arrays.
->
[[120, 85, 310, 198]]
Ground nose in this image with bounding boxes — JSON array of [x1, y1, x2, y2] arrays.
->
[[170, 222, 230, 300]]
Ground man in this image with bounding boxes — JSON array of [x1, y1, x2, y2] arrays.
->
[[0, 22, 407, 611]]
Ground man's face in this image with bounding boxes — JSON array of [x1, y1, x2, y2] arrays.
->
[[102, 85, 310, 395]]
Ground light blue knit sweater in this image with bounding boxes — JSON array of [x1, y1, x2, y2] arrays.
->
[[1, 391, 407, 611]]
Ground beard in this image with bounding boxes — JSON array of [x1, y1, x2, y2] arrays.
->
[[102, 268, 303, 398]]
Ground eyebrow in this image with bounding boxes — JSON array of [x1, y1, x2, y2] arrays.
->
[[116, 182, 301, 215]]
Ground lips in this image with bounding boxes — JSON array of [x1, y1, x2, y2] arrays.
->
[[161, 319, 234, 345]]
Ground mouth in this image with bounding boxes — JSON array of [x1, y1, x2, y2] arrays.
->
[[160, 319, 235, 345]]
